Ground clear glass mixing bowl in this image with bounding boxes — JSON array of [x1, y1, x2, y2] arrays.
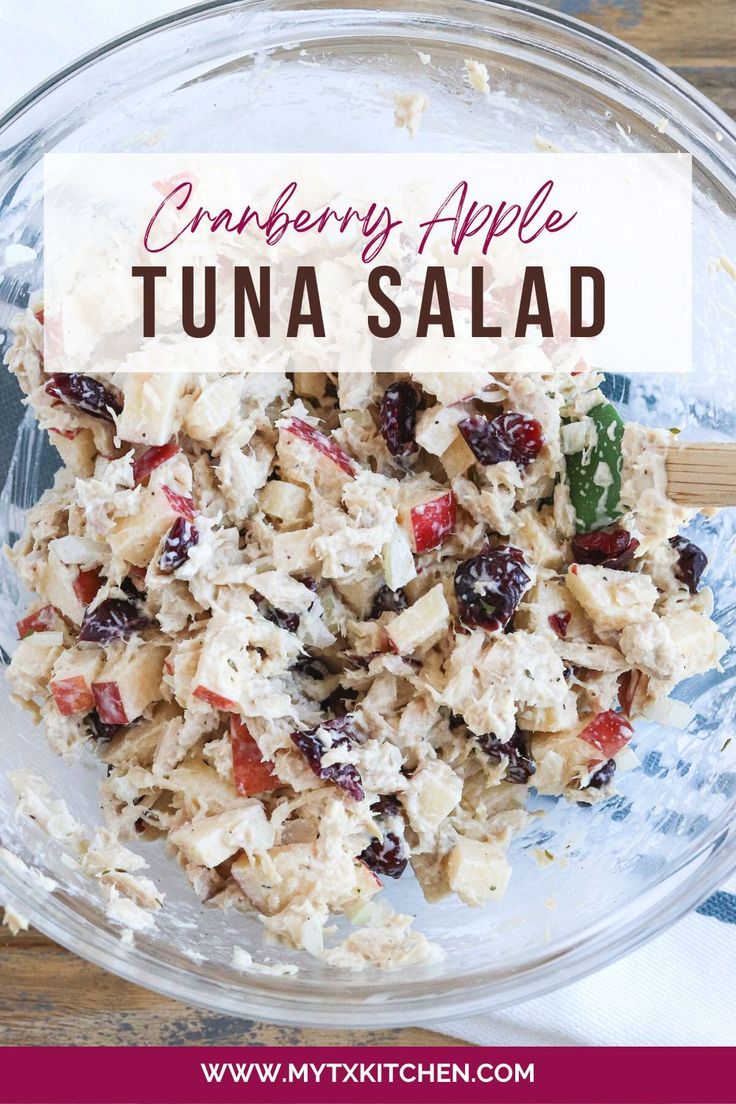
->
[[1, 0, 736, 1029]]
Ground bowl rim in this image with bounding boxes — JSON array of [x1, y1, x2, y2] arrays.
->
[[2, 0, 736, 145], [1, 0, 736, 1029]]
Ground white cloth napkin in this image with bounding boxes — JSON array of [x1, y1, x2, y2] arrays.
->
[[3, 0, 735, 1048], [434, 877, 736, 1046]]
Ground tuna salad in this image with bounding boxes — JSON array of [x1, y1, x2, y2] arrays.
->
[[2, 304, 727, 968]]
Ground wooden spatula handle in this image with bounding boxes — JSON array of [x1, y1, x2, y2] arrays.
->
[[666, 442, 736, 507]]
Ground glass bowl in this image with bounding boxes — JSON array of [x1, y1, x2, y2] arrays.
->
[[1, 0, 736, 1029]]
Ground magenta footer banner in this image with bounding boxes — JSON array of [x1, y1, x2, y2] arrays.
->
[[0, 1046, 733, 1104]]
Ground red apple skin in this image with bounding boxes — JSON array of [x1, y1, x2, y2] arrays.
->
[[410, 492, 456, 553], [92, 681, 129, 725], [548, 611, 571, 639], [230, 716, 278, 796], [16, 605, 57, 639], [579, 710, 633, 759], [49, 427, 81, 441], [193, 685, 239, 712], [162, 485, 196, 521], [73, 568, 103, 607], [132, 442, 180, 485], [283, 417, 355, 477], [50, 676, 95, 716], [618, 670, 645, 716]]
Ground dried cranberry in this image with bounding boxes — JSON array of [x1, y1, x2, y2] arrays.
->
[[79, 598, 150, 644], [359, 832, 407, 878], [158, 517, 199, 573], [86, 710, 119, 742], [291, 718, 365, 801], [293, 656, 329, 681], [265, 607, 300, 633], [120, 575, 144, 600], [548, 611, 571, 638], [476, 728, 535, 784], [301, 576, 318, 593], [346, 651, 383, 670], [571, 528, 639, 569], [320, 685, 359, 715], [454, 546, 530, 631], [379, 382, 418, 457], [45, 373, 122, 423], [588, 758, 616, 790], [371, 794, 402, 817], [669, 535, 707, 593], [370, 584, 408, 618], [459, 412, 544, 468]]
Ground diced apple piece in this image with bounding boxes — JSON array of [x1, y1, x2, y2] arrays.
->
[[277, 416, 356, 504], [402, 759, 462, 835], [49, 535, 106, 568], [92, 643, 167, 725], [384, 584, 450, 655], [110, 485, 187, 568], [192, 625, 245, 713], [281, 416, 355, 476], [445, 837, 511, 906], [50, 648, 103, 715], [258, 480, 311, 525], [161, 485, 195, 521], [7, 632, 65, 701], [163, 637, 202, 704], [271, 527, 320, 573], [35, 547, 86, 623], [232, 842, 345, 916], [399, 491, 456, 553], [566, 564, 658, 633], [49, 426, 97, 476], [415, 404, 466, 457], [183, 378, 243, 443], [160, 760, 238, 814], [230, 716, 278, 796], [578, 710, 633, 758], [132, 442, 180, 485], [381, 528, 417, 591], [116, 373, 187, 447], [440, 435, 476, 480], [49, 676, 95, 716], [73, 567, 102, 607], [170, 803, 274, 868], [193, 686, 239, 712], [331, 577, 378, 621], [16, 604, 59, 639]]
